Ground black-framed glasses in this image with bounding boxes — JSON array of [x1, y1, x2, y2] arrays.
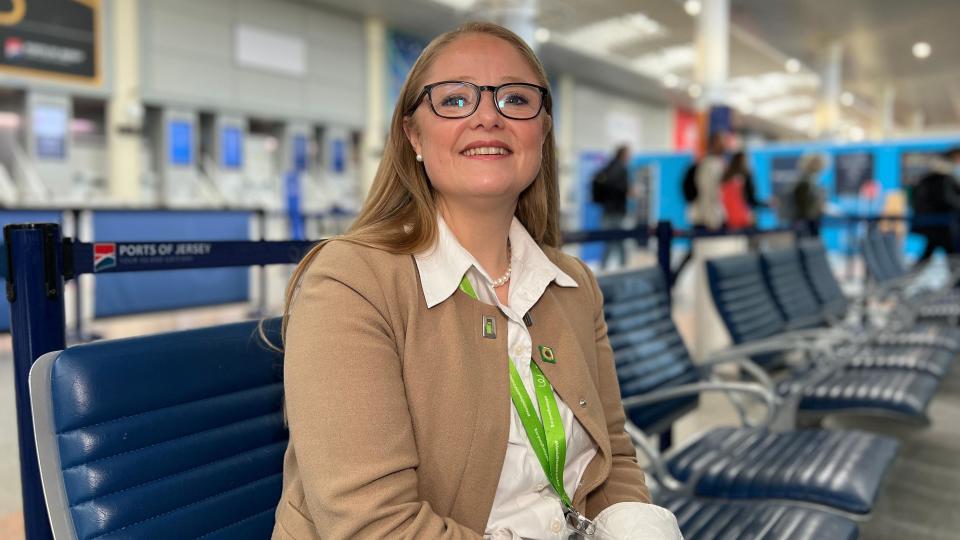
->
[[407, 81, 550, 120]]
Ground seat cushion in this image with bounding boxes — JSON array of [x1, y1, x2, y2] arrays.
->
[[847, 346, 954, 377], [658, 493, 858, 540], [667, 427, 898, 514], [780, 368, 940, 418]]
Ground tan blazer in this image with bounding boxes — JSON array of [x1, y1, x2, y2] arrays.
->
[[273, 240, 651, 539]]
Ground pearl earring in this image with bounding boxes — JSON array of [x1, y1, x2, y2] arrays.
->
[[416, 154, 423, 162]]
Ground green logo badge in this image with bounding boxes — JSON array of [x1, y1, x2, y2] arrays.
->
[[538, 345, 556, 364], [482, 316, 497, 339]]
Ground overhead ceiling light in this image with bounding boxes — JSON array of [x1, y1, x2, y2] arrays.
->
[[912, 41, 932, 59], [840, 92, 855, 106], [558, 12, 666, 56], [684, 0, 702, 16], [534, 27, 551, 43], [687, 84, 702, 99], [785, 58, 801, 73], [663, 73, 679, 88]]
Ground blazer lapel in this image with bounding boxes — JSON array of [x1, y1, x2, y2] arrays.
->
[[526, 287, 611, 461]]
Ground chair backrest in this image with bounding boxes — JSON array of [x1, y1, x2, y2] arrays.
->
[[29, 319, 286, 540], [863, 230, 903, 282], [759, 248, 826, 330], [597, 267, 699, 435], [705, 253, 788, 368], [798, 240, 849, 320], [880, 232, 908, 274]]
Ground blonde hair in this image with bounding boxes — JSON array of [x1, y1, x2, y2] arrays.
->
[[278, 21, 560, 341]]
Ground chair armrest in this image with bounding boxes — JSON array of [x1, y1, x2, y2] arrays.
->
[[697, 355, 776, 394], [622, 422, 685, 493], [621, 382, 777, 427]]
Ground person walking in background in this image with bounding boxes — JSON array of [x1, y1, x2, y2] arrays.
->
[[674, 132, 727, 280], [791, 153, 827, 236], [592, 145, 630, 268], [720, 151, 755, 230], [689, 132, 727, 231], [911, 147, 960, 264]]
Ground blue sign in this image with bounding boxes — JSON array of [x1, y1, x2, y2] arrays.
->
[[169, 120, 193, 166], [221, 126, 242, 169]]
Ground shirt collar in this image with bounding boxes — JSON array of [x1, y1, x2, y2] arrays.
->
[[414, 215, 577, 308]]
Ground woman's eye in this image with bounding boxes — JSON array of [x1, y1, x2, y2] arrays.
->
[[501, 93, 529, 106], [440, 95, 469, 108]]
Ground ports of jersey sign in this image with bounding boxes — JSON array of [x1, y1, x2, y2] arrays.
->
[[0, 0, 100, 85]]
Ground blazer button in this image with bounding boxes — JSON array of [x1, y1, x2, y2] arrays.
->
[[579, 398, 587, 408]]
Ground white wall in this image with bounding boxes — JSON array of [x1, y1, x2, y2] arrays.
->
[[139, 0, 365, 128], [571, 84, 672, 155]]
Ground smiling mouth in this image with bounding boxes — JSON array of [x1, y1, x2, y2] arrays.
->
[[461, 147, 512, 157]]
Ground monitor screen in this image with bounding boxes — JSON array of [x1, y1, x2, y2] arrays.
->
[[221, 126, 242, 169], [168, 120, 193, 166], [33, 104, 67, 160]]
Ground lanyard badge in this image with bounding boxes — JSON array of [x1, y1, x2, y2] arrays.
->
[[509, 360, 596, 538]]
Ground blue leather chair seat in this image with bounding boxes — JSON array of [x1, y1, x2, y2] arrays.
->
[[32, 319, 286, 540], [780, 369, 940, 417], [666, 427, 897, 514], [659, 493, 858, 540], [847, 346, 954, 377]]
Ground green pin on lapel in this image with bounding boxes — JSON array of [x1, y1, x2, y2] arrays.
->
[[538, 345, 556, 364]]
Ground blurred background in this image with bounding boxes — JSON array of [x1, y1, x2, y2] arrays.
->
[[1, 0, 960, 537]]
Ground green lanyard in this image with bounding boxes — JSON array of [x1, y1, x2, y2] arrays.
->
[[459, 276, 572, 508]]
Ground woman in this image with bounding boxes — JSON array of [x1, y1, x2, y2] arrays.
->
[[273, 22, 680, 540], [720, 151, 755, 230]]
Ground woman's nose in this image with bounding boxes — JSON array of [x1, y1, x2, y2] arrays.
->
[[471, 90, 503, 129]]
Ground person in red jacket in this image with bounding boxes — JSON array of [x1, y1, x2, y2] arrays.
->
[[720, 151, 755, 230]]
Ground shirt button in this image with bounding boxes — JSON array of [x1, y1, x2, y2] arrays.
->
[[550, 518, 564, 533]]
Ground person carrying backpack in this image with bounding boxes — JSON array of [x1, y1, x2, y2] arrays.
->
[[592, 145, 630, 268]]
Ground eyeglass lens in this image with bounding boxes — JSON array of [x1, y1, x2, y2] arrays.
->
[[430, 83, 542, 119]]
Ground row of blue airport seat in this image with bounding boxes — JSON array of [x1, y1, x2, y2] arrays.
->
[[25, 235, 956, 539]]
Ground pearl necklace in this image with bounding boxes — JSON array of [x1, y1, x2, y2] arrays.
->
[[491, 244, 512, 288]]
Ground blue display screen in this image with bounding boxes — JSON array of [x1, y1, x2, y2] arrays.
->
[[168, 120, 193, 166], [332, 138, 346, 173], [33, 105, 67, 160], [221, 126, 242, 169]]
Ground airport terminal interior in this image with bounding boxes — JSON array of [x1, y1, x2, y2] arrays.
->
[[2, 0, 960, 539]]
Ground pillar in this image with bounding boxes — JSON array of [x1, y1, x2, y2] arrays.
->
[[107, 0, 142, 203]]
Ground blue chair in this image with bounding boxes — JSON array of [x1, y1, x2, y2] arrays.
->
[[706, 253, 940, 421], [29, 319, 286, 540], [659, 493, 857, 540], [863, 231, 960, 321], [599, 267, 898, 516], [799, 239, 960, 350], [761, 247, 955, 377]]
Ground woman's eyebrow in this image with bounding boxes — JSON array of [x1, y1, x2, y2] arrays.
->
[[450, 75, 531, 83]]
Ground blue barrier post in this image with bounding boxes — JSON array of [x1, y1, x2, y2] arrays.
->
[[5, 223, 65, 540], [655, 221, 673, 293]]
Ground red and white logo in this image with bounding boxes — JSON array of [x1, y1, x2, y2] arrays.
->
[[4, 37, 24, 59], [93, 243, 117, 272]]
